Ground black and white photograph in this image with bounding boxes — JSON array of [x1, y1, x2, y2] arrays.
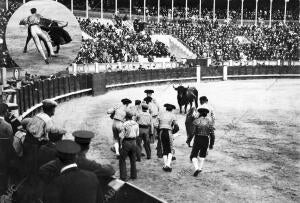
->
[[5, 0, 81, 75], [0, 0, 299, 203]]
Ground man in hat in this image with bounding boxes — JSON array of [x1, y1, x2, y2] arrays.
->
[[0, 103, 14, 196], [144, 89, 160, 107], [73, 130, 115, 201], [43, 140, 101, 203], [190, 107, 215, 177], [158, 104, 178, 172], [21, 99, 61, 176], [130, 100, 142, 122], [22, 99, 59, 143], [119, 110, 139, 181], [38, 128, 66, 168], [107, 98, 132, 158], [136, 103, 152, 160], [199, 96, 215, 125], [143, 96, 159, 147]]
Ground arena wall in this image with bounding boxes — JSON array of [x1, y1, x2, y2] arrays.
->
[[4, 65, 299, 120]]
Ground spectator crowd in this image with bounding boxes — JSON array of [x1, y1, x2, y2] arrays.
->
[[0, 1, 19, 68], [75, 18, 171, 64], [150, 19, 299, 62], [0, 1, 298, 68], [136, 6, 298, 21]]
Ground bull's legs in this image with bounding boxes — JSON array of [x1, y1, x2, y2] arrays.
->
[[54, 44, 60, 54], [184, 104, 188, 114], [195, 98, 198, 109], [179, 105, 182, 114]]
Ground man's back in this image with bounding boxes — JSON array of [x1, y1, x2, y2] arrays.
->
[[38, 142, 57, 168], [44, 168, 100, 203]]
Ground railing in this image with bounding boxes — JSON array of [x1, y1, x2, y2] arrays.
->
[[91, 65, 300, 95], [15, 73, 93, 118], [3, 65, 300, 116], [71, 62, 179, 73]]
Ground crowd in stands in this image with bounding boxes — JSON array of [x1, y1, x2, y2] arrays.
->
[[0, 2, 19, 68], [75, 18, 172, 64], [150, 19, 299, 62], [0, 1, 298, 68], [135, 6, 298, 21]]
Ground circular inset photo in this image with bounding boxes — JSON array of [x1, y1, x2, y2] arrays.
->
[[5, 0, 82, 75]]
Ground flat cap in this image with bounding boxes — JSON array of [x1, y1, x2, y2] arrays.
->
[[56, 140, 80, 154], [73, 130, 95, 145], [144, 89, 154, 94], [141, 103, 148, 110], [42, 99, 58, 107], [135, 100, 141, 105], [48, 128, 66, 142], [121, 98, 132, 104], [143, 96, 152, 103], [164, 103, 176, 110]]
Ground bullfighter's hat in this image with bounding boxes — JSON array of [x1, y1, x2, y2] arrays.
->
[[164, 103, 176, 110], [144, 89, 154, 94], [121, 98, 132, 104]]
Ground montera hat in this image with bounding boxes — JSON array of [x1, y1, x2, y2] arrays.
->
[[121, 98, 132, 104], [197, 107, 209, 114], [164, 103, 176, 110], [144, 89, 154, 94], [72, 130, 95, 145], [143, 96, 152, 103]]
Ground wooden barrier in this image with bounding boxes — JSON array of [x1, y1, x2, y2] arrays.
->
[[13, 73, 93, 118], [11, 66, 300, 117]]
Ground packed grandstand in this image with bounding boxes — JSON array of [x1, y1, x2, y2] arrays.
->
[[0, 0, 299, 69]]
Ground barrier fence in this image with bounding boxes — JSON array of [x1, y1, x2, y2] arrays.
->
[[15, 74, 93, 118], [2, 65, 300, 117]]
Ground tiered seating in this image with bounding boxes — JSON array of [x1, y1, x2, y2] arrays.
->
[[75, 18, 171, 64], [153, 20, 299, 62], [0, 2, 20, 68]]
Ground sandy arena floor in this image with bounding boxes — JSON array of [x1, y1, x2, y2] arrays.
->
[[53, 79, 300, 203]]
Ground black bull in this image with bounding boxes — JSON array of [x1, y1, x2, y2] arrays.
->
[[23, 18, 72, 55], [173, 85, 198, 113]]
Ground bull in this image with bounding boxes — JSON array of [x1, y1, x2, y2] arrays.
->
[[173, 85, 198, 114]]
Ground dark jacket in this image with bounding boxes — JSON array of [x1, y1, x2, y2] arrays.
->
[[43, 166, 100, 203], [39, 156, 115, 184], [38, 142, 57, 168], [0, 118, 14, 195], [77, 153, 115, 179]]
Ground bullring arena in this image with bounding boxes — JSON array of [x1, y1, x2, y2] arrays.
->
[[0, 0, 299, 203], [53, 79, 300, 202]]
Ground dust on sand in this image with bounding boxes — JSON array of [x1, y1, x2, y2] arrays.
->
[[53, 79, 300, 203]]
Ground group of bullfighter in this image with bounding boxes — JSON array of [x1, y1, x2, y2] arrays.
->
[[107, 87, 215, 180]]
